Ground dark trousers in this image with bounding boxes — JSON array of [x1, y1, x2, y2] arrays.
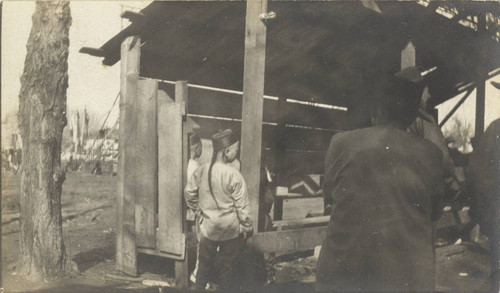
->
[[196, 234, 241, 291]]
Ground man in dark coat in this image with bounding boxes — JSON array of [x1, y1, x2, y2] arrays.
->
[[316, 68, 444, 291], [467, 118, 500, 292]]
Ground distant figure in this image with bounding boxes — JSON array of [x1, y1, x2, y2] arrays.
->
[[408, 84, 462, 208], [316, 67, 443, 291], [467, 118, 500, 292], [93, 161, 101, 175], [186, 133, 203, 284], [185, 129, 253, 291]]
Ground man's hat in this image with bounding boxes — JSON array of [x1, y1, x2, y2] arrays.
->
[[212, 129, 238, 151], [189, 133, 201, 146], [394, 66, 424, 83]]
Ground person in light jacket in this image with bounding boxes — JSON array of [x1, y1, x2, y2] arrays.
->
[[185, 128, 253, 291]]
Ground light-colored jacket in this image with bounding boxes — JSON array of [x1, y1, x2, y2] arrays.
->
[[185, 162, 253, 241]]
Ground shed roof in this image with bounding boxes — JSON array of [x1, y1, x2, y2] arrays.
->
[[83, 1, 500, 127]]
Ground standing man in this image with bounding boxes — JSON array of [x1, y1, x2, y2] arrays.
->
[[185, 129, 253, 291], [408, 84, 462, 208], [316, 67, 444, 291], [467, 118, 500, 292]]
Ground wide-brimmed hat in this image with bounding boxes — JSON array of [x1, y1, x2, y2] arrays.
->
[[212, 129, 238, 151]]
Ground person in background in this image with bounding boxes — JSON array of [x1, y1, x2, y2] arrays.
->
[[260, 165, 277, 285], [316, 67, 443, 291], [186, 133, 203, 284], [408, 83, 462, 214], [467, 118, 500, 292], [185, 129, 253, 291]]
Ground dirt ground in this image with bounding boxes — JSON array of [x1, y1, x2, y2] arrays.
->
[[1, 171, 492, 292]]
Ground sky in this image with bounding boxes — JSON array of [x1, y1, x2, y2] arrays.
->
[[2, 1, 499, 149], [2, 1, 150, 134]]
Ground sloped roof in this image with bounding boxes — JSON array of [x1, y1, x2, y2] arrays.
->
[[84, 1, 500, 127]]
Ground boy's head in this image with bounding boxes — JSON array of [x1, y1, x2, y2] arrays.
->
[[189, 133, 202, 159], [212, 129, 239, 163]]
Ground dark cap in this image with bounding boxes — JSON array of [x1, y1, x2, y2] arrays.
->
[[394, 66, 424, 83], [212, 129, 238, 151], [189, 133, 201, 146]]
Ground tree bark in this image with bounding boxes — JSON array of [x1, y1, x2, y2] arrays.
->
[[18, 1, 72, 280]]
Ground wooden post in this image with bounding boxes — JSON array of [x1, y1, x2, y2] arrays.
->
[[240, 0, 268, 233], [175, 81, 189, 288], [274, 96, 287, 221], [157, 85, 184, 258], [117, 36, 140, 276], [475, 13, 487, 136], [135, 79, 158, 249], [439, 88, 474, 128]]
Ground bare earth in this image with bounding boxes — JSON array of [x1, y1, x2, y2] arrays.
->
[[1, 171, 491, 292]]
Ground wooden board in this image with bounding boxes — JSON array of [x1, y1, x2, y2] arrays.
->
[[240, 0, 268, 232], [248, 226, 328, 254], [158, 80, 347, 130], [117, 36, 140, 276], [273, 216, 330, 231], [176, 81, 189, 289], [135, 79, 157, 249], [157, 92, 185, 257], [186, 116, 335, 151]]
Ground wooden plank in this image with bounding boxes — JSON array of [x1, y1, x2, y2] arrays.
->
[[175, 80, 189, 289], [274, 96, 287, 221], [157, 93, 184, 257], [248, 226, 328, 254], [135, 79, 157, 249], [475, 13, 487, 136], [240, 0, 268, 232], [273, 216, 330, 230], [117, 36, 140, 276]]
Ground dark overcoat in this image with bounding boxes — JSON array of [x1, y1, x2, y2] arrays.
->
[[316, 125, 443, 291]]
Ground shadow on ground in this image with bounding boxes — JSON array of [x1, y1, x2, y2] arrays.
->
[[72, 245, 114, 272]]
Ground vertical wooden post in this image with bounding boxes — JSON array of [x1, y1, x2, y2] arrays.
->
[[135, 79, 158, 249], [475, 12, 487, 136], [475, 81, 486, 136], [240, 0, 268, 233], [175, 81, 189, 288], [117, 36, 140, 276], [274, 96, 287, 221], [157, 86, 184, 257]]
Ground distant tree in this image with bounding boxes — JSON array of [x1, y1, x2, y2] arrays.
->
[[18, 2, 72, 280], [445, 117, 473, 151]]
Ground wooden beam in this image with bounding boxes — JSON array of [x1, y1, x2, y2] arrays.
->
[[274, 96, 287, 221], [475, 12, 487, 136], [240, 0, 268, 233], [273, 216, 330, 231], [175, 80, 189, 289], [117, 36, 141, 276], [439, 88, 474, 128], [135, 79, 158, 249], [121, 10, 145, 22], [248, 226, 328, 254], [157, 84, 184, 257], [79, 47, 105, 57]]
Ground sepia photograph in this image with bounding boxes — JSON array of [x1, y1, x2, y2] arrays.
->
[[1, 0, 500, 292]]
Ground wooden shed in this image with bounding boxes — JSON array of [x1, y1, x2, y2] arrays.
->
[[81, 0, 500, 287]]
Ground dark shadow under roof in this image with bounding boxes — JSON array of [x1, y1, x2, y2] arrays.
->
[[87, 1, 500, 119]]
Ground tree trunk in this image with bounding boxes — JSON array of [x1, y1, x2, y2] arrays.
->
[[18, 1, 72, 280]]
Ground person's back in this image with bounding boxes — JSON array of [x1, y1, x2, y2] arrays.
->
[[190, 161, 250, 241], [317, 125, 442, 291]]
